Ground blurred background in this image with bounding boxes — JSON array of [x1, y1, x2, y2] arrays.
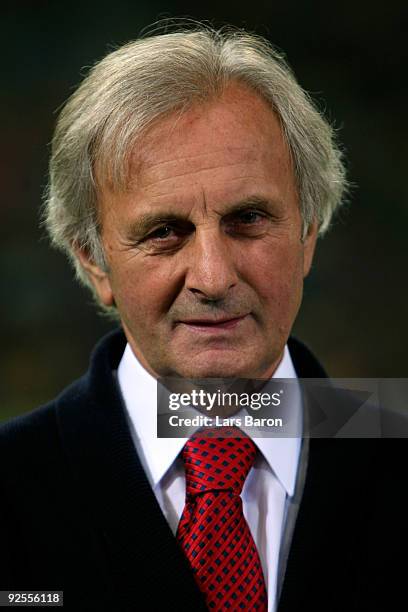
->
[[1, 0, 407, 420]]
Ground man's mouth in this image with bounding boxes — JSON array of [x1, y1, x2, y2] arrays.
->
[[178, 314, 249, 332]]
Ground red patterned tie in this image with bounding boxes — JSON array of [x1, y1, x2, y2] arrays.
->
[[176, 427, 268, 611]]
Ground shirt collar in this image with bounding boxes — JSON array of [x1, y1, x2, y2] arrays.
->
[[118, 344, 301, 497]]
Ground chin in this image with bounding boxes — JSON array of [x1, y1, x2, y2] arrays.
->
[[173, 354, 257, 380]]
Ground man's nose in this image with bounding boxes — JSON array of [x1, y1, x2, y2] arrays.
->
[[185, 228, 238, 301]]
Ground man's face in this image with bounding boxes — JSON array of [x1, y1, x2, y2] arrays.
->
[[81, 83, 317, 379]]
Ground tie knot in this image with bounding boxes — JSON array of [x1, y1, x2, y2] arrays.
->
[[181, 426, 257, 497]]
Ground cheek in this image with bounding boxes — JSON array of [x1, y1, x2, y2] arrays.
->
[[257, 274, 303, 331], [241, 243, 305, 342], [244, 241, 304, 305], [110, 257, 179, 324]]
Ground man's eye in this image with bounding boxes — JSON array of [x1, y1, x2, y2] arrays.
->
[[139, 224, 190, 253], [224, 210, 268, 235], [237, 211, 263, 224], [149, 225, 174, 240]]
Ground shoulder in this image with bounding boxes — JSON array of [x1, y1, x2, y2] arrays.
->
[[0, 328, 127, 478], [0, 376, 86, 487], [287, 336, 328, 378], [0, 401, 58, 459], [0, 366, 90, 443], [0, 327, 126, 436]]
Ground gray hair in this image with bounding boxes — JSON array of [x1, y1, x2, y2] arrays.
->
[[44, 24, 348, 301]]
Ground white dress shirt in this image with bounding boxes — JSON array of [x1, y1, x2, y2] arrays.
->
[[117, 345, 301, 611]]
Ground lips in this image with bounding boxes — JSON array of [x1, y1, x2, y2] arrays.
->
[[178, 314, 248, 331]]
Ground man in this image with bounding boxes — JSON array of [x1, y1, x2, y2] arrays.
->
[[0, 25, 406, 612]]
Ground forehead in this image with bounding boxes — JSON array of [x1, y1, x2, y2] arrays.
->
[[130, 83, 292, 186], [97, 82, 297, 218]]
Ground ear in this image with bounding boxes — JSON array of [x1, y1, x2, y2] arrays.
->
[[302, 220, 319, 278], [75, 247, 115, 307]]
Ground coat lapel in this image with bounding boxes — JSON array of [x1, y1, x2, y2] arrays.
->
[[55, 330, 207, 611], [279, 338, 377, 610]]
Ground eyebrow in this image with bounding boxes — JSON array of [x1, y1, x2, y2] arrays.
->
[[126, 195, 281, 238], [223, 196, 279, 215]]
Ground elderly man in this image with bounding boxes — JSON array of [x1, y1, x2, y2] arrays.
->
[[0, 25, 405, 612]]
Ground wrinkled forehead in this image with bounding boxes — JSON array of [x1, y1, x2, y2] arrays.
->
[[94, 82, 294, 198]]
